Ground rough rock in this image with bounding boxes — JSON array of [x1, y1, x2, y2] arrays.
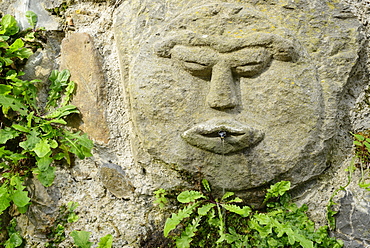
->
[[60, 32, 110, 144], [9, 0, 61, 30], [100, 163, 135, 199]]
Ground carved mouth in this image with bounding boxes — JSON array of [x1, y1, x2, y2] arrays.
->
[[181, 119, 264, 154]]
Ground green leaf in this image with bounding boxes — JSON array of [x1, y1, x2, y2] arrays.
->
[[67, 212, 79, 223], [353, 140, 363, 147], [0, 84, 12, 94], [36, 155, 53, 171], [221, 204, 251, 217], [71, 231, 93, 248], [62, 131, 93, 159], [197, 203, 216, 216], [17, 205, 28, 214], [0, 127, 19, 144], [97, 234, 113, 248], [43, 105, 79, 119], [177, 190, 206, 203], [36, 166, 55, 187], [61, 80, 75, 106], [176, 216, 202, 248], [19, 130, 40, 150], [227, 197, 243, 203], [1, 14, 19, 36], [353, 133, 365, 141], [7, 39, 24, 52], [0, 186, 11, 214], [202, 179, 211, 192], [11, 124, 30, 133], [221, 192, 234, 201], [11, 190, 30, 208], [25, 11, 38, 29], [0, 95, 28, 115], [4, 232, 23, 248], [33, 139, 51, 158], [264, 181, 291, 202], [164, 203, 199, 237]]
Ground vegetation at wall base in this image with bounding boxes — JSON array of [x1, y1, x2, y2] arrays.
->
[[156, 180, 343, 248]]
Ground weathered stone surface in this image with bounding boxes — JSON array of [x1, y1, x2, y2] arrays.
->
[[100, 163, 135, 199], [336, 191, 370, 247], [0, 0, 369, 247], [114, 0, 365, 204], [60, 32, 110, 144], [9, 0, 61, 30]]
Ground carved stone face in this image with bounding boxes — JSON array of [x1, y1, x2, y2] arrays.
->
[[117, 3, 328, 197]]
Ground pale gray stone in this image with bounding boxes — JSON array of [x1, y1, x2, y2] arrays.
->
[[9, 0, 61, 30]]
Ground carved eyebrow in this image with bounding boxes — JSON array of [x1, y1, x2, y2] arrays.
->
[[154, 32, 298, 62]]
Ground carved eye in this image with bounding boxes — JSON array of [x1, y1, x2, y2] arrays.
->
[[181, 61, 212, 77], [233, 62, 267, 77]]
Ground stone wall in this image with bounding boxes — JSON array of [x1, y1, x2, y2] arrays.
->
[[2, 0, 370, 247]]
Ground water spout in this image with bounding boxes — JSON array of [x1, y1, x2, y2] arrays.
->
[[218, 131, 227, 139]]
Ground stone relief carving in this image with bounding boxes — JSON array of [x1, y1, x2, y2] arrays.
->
[[114, 1, 364, 204]]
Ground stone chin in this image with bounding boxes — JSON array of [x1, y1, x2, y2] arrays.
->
[[181, 118, 264, 154]]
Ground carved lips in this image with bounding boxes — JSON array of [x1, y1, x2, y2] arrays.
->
[[181, 119, 264, 154]]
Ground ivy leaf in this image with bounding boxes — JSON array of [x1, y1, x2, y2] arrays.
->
[[71, 231, 93, 248], [0, 95, 28, 115], [25, 11, 38, 29], [11, 189, 30, 208], [36, 166, 55, 187], [36, 155, 53, 171], [0, 127, 19, 144], [0, 84, 12, 94], [97, 234, 113, 248], [4, 232, 23, 247], [0, 186, 11, 214], [19, 130, 40, 151], [33, 139, 51, 158], [177, 190, 206, 203]]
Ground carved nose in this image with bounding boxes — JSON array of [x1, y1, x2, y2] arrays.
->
[[207, 63, 238, 110]]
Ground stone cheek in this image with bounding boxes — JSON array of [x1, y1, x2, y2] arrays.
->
[[60, 33, 110, 144]]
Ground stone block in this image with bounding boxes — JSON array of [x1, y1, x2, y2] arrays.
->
[[60, 32, 110, 144]]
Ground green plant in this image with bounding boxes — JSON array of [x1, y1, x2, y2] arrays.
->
[[0, 12, 93, 246], [154, 188, 168, 209], [0, 12, 93, 215], [3, 219, 22, 248], [44, 202, 113, 248], [160, 180, 343, 248], [351, 131, 370, 190], [45, 202, 80, 247], [71, 231, 113, 248]]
